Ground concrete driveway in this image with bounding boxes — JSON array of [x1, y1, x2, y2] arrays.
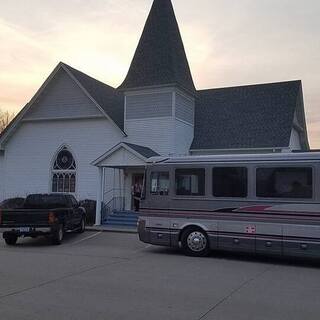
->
[[0, 231, 319, 320]]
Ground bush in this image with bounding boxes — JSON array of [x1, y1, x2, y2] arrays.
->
[[0, 197, 25, 209], [79, 199, 96, 226]]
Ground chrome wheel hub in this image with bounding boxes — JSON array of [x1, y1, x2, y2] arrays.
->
[[187, 231, 207, 252]]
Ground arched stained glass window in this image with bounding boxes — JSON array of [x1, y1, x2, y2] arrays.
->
[[52, 147, 76, 193]]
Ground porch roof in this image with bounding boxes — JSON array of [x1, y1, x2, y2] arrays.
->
[[92, 142, 159, 168]]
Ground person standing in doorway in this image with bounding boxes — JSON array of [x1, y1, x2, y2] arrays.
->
[[132, 182, 142, 212]]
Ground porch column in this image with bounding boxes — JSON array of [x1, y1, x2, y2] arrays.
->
[[95, 166, 104, 226]]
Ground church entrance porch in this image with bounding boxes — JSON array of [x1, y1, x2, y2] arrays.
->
[[92, 142, 159, 226], [100, 167, 145, 227]]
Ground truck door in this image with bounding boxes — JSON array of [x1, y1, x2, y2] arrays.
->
[[71, 195, 82, 226]]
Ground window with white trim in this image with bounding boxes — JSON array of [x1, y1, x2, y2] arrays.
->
[[150, 172, 169, 195], [52, 147, 76, 193]]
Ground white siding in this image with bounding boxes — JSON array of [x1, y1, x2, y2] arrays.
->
[[126, 92, 172, 120], [24, 69, 103, 120], [173, 90, 195, 155], [0, 154, 4, 202], [124, 89, 175, 156], [124, 88, 195, 157], [125, 117, 175, 156], [2, 118, 123, 201], [175, 92, 195, 125], [289, 128, 302, 150], [174, 119, 194, 156]]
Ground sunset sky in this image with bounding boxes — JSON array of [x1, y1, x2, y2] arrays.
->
[[0, 0, 319, 147]]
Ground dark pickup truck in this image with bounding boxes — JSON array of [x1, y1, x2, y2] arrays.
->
[[0, 194, 86, 245]]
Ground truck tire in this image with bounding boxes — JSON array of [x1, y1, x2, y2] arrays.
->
[[76, 217, 86, 234], [5, 235, 18, 246], [181, 227, 210, 257], [52, 224, 64, 245]]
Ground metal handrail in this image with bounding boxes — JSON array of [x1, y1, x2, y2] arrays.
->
[[101, 195, 126, 222], [104, 188, 125, 196]]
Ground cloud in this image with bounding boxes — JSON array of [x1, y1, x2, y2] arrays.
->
[[0, 0, 319, 147]]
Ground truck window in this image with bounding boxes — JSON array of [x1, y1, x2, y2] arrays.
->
[[256, 167, 313, 199], [175, 169, 205, 196], [69, 195, 78, 207], [24, 194, 69, 209], [65, 195, 77, 207], [212, 167, 248, 198], [150, 172, 169, 195]]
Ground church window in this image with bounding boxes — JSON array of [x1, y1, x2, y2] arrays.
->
[[52, 147, 76, 193]]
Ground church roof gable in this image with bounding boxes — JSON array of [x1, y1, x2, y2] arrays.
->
[[63, 64, 125, 130], [122, 143, 160, 159], [0, 63, 126, 148], [92, 142, 160, 167]]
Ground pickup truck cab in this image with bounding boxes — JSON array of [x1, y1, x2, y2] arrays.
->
[[0, 194, 86, 245]]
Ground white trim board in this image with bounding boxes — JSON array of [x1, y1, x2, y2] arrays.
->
[[92, 142, 148, 167]]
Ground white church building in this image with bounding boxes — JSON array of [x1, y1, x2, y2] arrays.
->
[[0, 0, 309, 223]]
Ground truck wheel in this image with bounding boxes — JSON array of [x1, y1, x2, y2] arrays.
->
[[52, 225, 64, 245], [181, 227, 210, 257], [5, 235, 18, 246], [76, 217, 86, 234]]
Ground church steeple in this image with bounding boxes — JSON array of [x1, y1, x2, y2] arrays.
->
[[119, 0, 195, 94]]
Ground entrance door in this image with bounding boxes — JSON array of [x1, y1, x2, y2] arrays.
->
[[131, 173, 144, 211]]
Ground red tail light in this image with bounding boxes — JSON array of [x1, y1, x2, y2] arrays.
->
[[48, 212, 56, 224]]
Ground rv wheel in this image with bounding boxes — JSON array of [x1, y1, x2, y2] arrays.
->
[[181, 228, 210, 257]]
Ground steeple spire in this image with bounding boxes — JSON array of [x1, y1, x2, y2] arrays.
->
[[119, 0, 195, 93]]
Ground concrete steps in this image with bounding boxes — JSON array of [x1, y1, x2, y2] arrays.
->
[[103, 211, 139, 228]]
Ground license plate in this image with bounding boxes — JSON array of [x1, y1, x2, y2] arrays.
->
[[19, 227, 30, 233]]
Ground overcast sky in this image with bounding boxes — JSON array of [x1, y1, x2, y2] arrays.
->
[[0, 0, 319, 147]]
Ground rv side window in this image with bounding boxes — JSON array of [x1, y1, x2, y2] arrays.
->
[[175, 169, 205, 196], [150, 172, 169, 195], [256, 167, 313, 199], [212, 167, 248, 198]]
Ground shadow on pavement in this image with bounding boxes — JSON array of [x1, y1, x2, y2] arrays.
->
[[1, 231, 85, 248], [146, 246, 320, 269]]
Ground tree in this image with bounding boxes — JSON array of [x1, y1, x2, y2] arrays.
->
[[0, 108, 15, 134]]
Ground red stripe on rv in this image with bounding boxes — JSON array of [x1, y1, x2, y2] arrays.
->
[[235, 206, 272, 213]]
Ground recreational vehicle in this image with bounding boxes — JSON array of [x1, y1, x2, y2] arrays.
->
[[138, 153, 320, 258]]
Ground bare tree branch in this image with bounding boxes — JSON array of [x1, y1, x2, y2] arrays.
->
[[0, 108, 15, 134]]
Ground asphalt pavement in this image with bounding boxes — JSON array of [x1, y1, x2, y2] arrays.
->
[[0, 231, 319, 320]]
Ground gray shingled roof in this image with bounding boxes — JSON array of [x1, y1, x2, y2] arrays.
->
[[191, 81, 307, 150], [123, 143, 160, 159], [119, 0, 195, 93], [63, 63, 125, 131]]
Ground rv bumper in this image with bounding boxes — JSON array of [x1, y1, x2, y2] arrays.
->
[[138, 219, 150, 243], [138, 219, 175, 247]]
